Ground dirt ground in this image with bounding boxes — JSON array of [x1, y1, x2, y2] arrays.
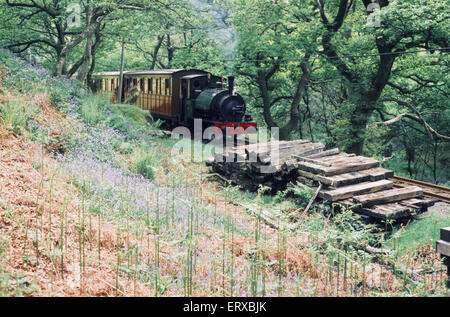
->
[[0, 96, 153, 296], [425, 202, 450, 218]]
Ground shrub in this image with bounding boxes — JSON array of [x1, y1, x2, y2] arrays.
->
[[107, 114, 131, 133], [112, 104, 152, 126], [288, 181, 314, 208], [49, 87, 67, 107], [118, 142, 134, 154], [134, 150, 155, 180], [0, 98, 35, 135], [80, 95, 108, 125]]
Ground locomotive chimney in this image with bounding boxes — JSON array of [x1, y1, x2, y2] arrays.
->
[[228, 76, 235, 95]]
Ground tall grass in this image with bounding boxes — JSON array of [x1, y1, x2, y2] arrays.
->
[[0, 98, 36, 135]]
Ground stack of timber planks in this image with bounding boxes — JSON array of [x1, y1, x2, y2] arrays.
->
[[207, 139, 437, 221], [207, 140, 325, 191]]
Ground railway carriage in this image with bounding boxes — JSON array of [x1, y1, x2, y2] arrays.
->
[[93, 69, 257, 137]]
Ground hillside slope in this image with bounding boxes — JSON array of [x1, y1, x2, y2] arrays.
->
[[0, 50, 448, 297]]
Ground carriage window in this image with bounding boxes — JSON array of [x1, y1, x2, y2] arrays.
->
[[140, 79, 145, 92], [161, 78, 166, 96], [148, 78, 153, 93], [165, 79, 171, 95]]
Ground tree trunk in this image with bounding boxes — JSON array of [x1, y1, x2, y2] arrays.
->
[[150, 35, 164, 70], [77, 3, 93, 82], [166, 34, 175, 68], [87, 28, 102, 91], [56, 12, 105, 77], [55, 52, 67, 77], [346, 107, 372, 155], [258, 58, 311, 141]]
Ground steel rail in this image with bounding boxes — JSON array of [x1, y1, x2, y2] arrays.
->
[[391, 176, 450, 203]]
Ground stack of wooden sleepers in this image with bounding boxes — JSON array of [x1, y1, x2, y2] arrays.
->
[[207, 139, 326, 191], [207, 139, 437, 221]]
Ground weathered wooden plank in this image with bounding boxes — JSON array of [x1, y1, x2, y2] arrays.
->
[[441, 227, 450, 243], [368, 168, 394, 181], [296, 170, 335, 186], [353, 186, 423, 207], [329, 168, 393, 188], [319, 153, 355, 163], [397, 197, 437, 210], [324, 157, 380, 176], [293, 155, 333, 167], [306, 148, 340, 159], [296, 167, 390, 188], [319, 179, 393, 202], [436, 240, 450, 257], [244, 140, 311, 155], [260, 143, 325, 165], [296, 156, 380, 177], [358, 203, 414, 220], [296, 161, 334, 175], [259, 142, 324, 158]]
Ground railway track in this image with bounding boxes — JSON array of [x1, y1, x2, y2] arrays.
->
[[391, 176, 450, 204]]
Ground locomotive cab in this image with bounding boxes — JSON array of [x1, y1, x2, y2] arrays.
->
[[181, 74, 210, 124]]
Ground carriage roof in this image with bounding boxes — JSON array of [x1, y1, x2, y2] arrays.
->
[[93, 69, 209, 78]]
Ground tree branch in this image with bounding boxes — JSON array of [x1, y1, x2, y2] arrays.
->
[[370, 98, 450, 142]]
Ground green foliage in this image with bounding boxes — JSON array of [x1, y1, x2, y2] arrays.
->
[[0, 234, 38, 296], [288, 182, 314, 208], [80, 95, 108, 125], [109, 103, 158, 131], [1, 39, 448, 297], [385, 214, 450, 256], [133, 149, 156, 180], [117, 142, 134, 154], [0, 98, 36, 135], [49, 87, 68, 107], [1, 0, 447, 183], [78, 94, 160, 140]]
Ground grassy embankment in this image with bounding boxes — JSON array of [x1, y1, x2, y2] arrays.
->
[[0, 49, 449, 296]]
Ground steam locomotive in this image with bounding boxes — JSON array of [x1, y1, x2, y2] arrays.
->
[[92, 69, 256, 137]]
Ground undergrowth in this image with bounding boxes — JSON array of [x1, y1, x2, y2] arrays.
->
[[0, 48, 448, 297]]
